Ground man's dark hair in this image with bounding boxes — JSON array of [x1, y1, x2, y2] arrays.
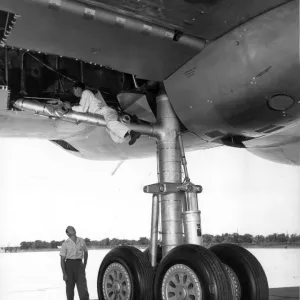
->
[[73, 81, 85, 90]]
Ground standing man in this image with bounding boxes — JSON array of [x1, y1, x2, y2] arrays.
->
[[60, 226, 90, 300], [71, 82, 141, 145]]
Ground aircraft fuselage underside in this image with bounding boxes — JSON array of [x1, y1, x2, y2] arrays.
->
[[0, 1, 299, 165]]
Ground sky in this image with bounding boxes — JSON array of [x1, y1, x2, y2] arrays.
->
[[0, 138, 299, 247]]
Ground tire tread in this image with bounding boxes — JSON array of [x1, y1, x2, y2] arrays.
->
[[210, 243, 269, 300]]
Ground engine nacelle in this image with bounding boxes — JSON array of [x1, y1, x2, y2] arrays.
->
[[165, 1, 299, 145]]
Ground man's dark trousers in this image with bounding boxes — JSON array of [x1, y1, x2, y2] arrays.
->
[[65, 259, 89, 300]]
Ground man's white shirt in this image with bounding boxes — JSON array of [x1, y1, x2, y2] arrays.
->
[[59, 237, 87, 260], [72, 90, 103, 114]]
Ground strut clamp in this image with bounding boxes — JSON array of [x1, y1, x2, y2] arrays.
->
[[143, 182, 202, 195]]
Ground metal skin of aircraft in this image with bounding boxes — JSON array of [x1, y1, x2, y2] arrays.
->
[[0, 0, 298, 299]]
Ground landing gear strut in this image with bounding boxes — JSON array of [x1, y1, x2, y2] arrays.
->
[[97, 91, 269, 300]]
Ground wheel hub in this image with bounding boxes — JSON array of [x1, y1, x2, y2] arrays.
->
[[175, 285, 187, 300], [161, 264, 202, 300], [102, 263, 131, 300], [112, 282, 121, 293]]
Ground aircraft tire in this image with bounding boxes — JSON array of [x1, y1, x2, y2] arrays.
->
[[210, 243, 269, 300], [154, 244, 232, 300], [97, 246, 154, 300], [143, 245, 163, 265]]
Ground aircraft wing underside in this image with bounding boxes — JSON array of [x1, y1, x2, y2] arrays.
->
[[0, 108, 222, 161], [0, 0, 291, 81], [0, 0, 299, 165]]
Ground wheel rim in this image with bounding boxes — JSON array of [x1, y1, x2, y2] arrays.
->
[[223, 264, 241, 300], [102, 263, 131, 300], [161, 264, 202, 300]]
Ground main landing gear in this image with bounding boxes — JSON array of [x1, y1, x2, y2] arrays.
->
[[97, 91, 269, 300]]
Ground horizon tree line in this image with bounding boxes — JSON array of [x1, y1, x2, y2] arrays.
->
[[3, 233, 298, 250]]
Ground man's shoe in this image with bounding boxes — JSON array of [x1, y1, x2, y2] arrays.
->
[[128, 130, 141, 145]]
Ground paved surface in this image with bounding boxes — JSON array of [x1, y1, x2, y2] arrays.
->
[[91, 287, 300, 299], [269, 287, 299, 299]]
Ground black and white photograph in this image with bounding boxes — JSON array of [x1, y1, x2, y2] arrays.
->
[[0, 0, 299, 299]]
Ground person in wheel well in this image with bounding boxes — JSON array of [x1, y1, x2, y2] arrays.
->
[[70, 81, 141, 145], [60, 226, 90, 300]]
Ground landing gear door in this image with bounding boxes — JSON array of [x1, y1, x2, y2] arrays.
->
[[117, 92, 157, 123]]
